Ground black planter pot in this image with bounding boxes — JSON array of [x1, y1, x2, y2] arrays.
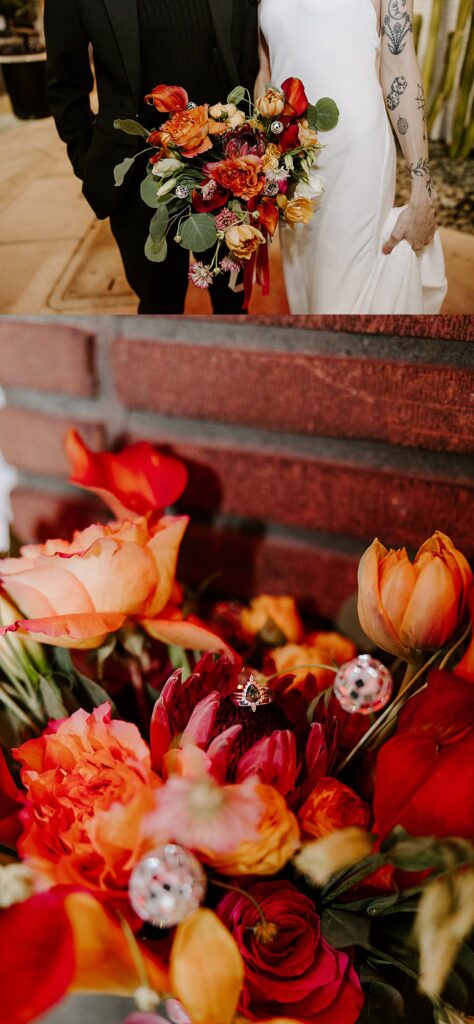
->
[[0, 53, 50, 119]]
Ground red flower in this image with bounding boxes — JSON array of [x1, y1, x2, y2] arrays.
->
[[224, 126, 266, 159], [373, 669, 474, 840], [279, 122, 300, 153], [145, 84, 189, 113], [0, 891, 75, 1024], [248, 197, 280, 237], [66, 429, 188, 520], [298, 777, 371, 840], [217, 879, 364, 1023], [281, 78, 309, 117], [0, 746, 23, 847], [192, 182, 229, 213]]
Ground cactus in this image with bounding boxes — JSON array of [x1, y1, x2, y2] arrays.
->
[[450, 8, 474, 157], [416, 0, 473, 156], [422, 0, 444, 100]]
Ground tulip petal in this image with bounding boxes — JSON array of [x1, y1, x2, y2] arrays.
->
[[145, 516, 189, 616], [357, 540, 413, 659], [66, 429, 188, 518], [1, 612, 126, 649], [142, 615, 237, 660], [145, 85, 189, 113], [170, 909, 244, 1024], [0, 891, 75, 1024], [65, 892, 169, 996], [401, 553, 460, 650], [281, 77, 309, 116]]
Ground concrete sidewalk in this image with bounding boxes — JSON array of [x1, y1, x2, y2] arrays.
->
[[0, 108, 472, 316]]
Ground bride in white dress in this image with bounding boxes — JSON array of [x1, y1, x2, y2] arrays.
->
[[258, 0, 448, 314]]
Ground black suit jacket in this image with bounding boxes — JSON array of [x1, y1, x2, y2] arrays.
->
[[44, 0, 259, 219]]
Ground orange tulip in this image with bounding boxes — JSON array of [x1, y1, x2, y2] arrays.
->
[[357, 532, 473, 661], [145, 84, 189, 113], [240, 595, 303, 643], [170, 908, 243, 1024]]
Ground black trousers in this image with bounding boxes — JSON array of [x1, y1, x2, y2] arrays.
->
[[110, 163, 247, 315]]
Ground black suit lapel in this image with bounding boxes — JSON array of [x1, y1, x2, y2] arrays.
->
[[102, 0, 142, 109], [207, 0, 240, 87]]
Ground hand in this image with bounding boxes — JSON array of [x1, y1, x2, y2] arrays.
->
[[382, 192, 438, 255]]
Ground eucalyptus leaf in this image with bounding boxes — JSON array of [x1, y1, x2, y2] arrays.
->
[[140, 174, 160, 208], [145, 234, 168, 262], [307, 97, 340, 132], [149, 204, 169, 243], [114, 156, 136, 187], [113, 118, 150, 139], [178, 213, 217, 253], [227, 85, 246, 105]]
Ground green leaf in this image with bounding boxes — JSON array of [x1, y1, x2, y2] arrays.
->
[[359, 965, 406, 1017], [178, 213, 217, 253], [114, 156, 136, 187], [227, 86, 246, 106], [113, 118, 150, 139], [140, 174, 160, 208], [307, 97, 340, 132], [38, 676, 69, 719], [145, 234, 168, 262], [149, 204, 169, 243], [321, 908, 372, 950]]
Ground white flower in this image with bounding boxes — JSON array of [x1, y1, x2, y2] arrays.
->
[[295, 174, 325, 202], [157, 177, 178, 197], [152, 158, 185, 177], [0, 863, 35, 908]]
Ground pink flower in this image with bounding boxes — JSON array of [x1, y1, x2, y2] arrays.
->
[[215, 209, 239, 232], [220, 255, 242, 273], [188, 262, 214, 289], [145, 774, 263, 855]]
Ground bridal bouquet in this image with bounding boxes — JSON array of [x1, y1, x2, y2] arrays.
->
[[114, 78, 339, 300], [1, 433, 474, 1024]]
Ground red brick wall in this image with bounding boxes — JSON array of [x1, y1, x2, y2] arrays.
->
[[0, 316, 473, 621]]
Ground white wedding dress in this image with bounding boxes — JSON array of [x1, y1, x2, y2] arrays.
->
[[259, 0, 448, 314]]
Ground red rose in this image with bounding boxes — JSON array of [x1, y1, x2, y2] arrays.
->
[[217, 879, 364, 1023], [373, 668, 474, 840]]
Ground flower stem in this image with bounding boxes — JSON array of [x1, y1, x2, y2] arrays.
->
[[212, 879, 268, 928], [264, 663, 338, 685], [438, 622, 471, 670]]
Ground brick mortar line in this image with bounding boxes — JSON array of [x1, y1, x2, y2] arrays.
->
[[12, 469, 370, 556], [4, 315, 474, 364]]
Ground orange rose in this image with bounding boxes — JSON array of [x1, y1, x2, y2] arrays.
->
[[203, 784, 300, 876], [225, 223, 265, 261], [357, 531, 473, 661], [209, 155, 265, 200], [241, 595, 303, 644], [161, 104, 226, 158], [255, 87, 285, 119], [271, 632, 357, 701], [284, 196, 315, 226], [298, 777, 371, 840], [14, 703, 161, 890], [298, 119, 318, 147], [0, 514, 188, 649]]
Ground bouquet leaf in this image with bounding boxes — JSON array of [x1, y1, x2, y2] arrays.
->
[[149, 204, 169, 244], [113, 118, 150, 139], [178, 213, 218, 252], [227, 86, 246, 106], [144, 234, 168, 262], [140, 174, 161, 208], [113, 156, 136, 187], [307, 97, 340, 132]]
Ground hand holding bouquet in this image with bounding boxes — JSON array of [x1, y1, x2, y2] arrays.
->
[[114, 79, 339, 300]]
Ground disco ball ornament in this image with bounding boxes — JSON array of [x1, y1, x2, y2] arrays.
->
[[129, 843, 207, 927], [271, 120, 284, 135], [333, 655, 393, 715], [175, 184, 190, 200], [264, 180, 279, 197], [186, 101, 197, 110]]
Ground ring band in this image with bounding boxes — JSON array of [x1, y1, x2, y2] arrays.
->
[[231, 676, 275, 712]]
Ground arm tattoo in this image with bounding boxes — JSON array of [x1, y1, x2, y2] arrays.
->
[[409, 157, 433, 198], [386, 76, 409, 134], [382, 0, 413, 56], [416, 83, 427, 141]]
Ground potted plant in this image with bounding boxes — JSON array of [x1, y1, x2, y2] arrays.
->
[[0, 0, 49, 119]]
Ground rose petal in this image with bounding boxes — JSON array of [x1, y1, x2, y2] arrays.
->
[[170, 909, 243, 1024]]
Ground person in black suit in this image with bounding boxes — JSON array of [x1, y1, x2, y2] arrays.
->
[[44, 0, 259, 313]]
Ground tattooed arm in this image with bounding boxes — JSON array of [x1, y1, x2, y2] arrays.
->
[[379, 0, 437, 254]]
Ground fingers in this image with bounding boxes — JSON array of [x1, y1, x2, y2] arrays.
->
[[382, 230, 404, 255]]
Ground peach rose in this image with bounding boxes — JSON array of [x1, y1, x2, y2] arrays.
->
[[14, 703, 161, 890], [161, 104, 227, 158], [262, 143, 281, 172], [204, 784, 300, 876], [225, 223, 265, 261], [241, 595, 303, 644], [298, 777, 371, 840], [298, 119, 318, 147], [209, 102, 246, 129], [284, 196, 315, 226], [209, 155, 265, 200], [255, 87, 285, 119], [358, 531, 473, 661], [0, 514, 188, 649]]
